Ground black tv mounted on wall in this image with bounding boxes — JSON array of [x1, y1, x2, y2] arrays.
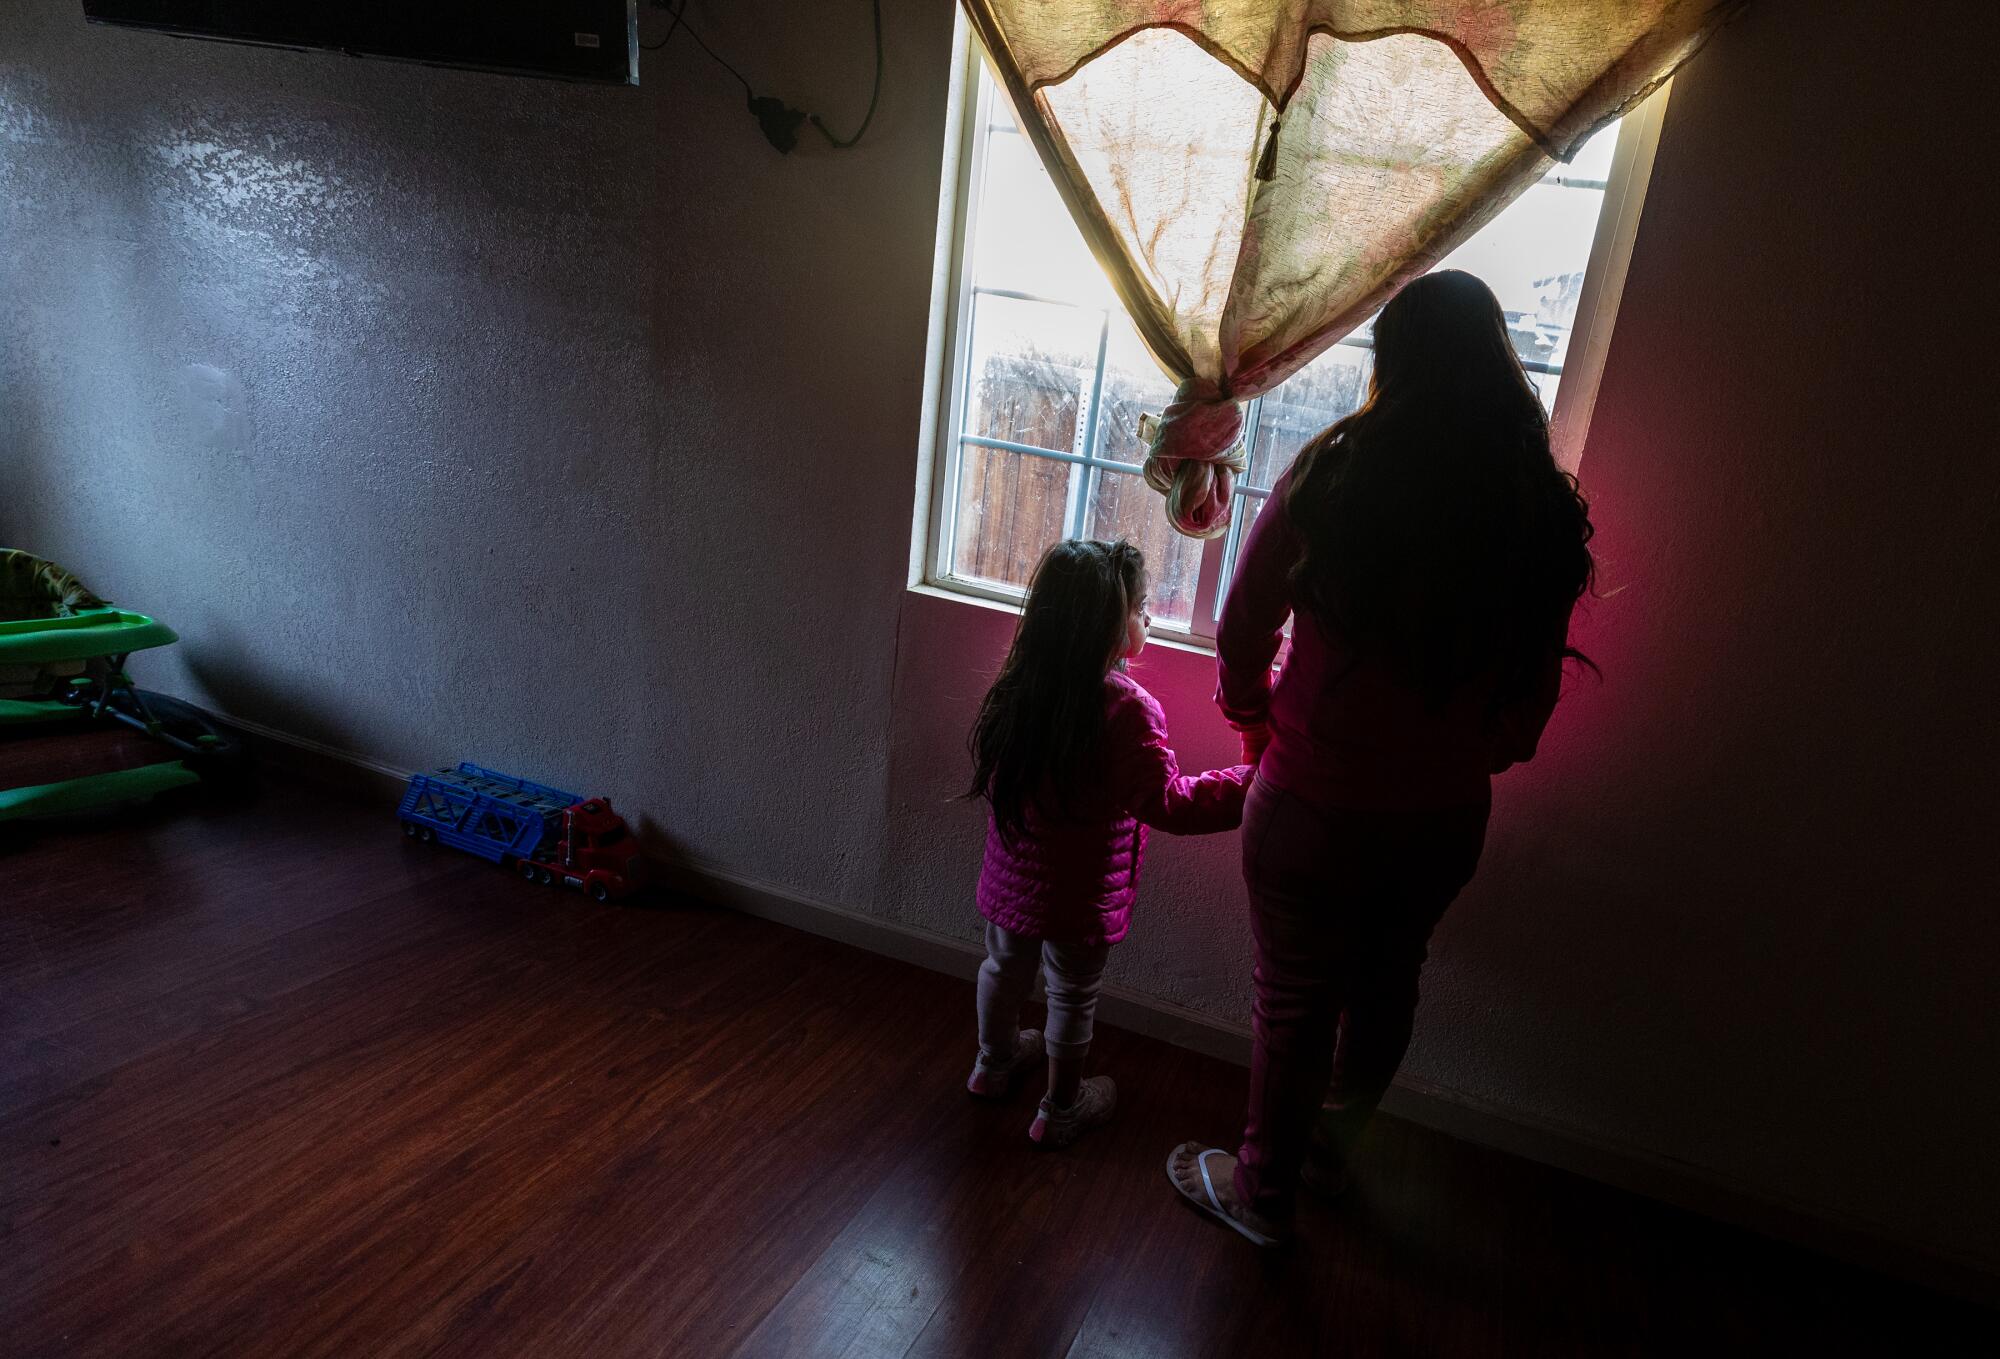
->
[[80, 0, 639, 85]]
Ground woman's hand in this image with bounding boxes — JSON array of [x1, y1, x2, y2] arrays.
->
[[1240, 725, 1272, 764]]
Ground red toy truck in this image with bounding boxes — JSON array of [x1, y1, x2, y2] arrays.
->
[[513, 796, 646, 901]]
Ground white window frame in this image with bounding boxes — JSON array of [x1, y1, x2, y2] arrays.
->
[[913, 22, 1671, 647]]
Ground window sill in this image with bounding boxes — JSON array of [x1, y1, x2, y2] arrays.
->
[[907, 579, 1220, 658]]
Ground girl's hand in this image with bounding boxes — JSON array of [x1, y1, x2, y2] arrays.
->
[[1240, 725, 1271, 764]]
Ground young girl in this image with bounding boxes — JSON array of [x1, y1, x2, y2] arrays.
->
[[1167, 270, 1597, 1244], [966, 539, 1252, 1146]]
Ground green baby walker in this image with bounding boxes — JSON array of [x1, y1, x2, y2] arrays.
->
[[0, 549, 243, 822]]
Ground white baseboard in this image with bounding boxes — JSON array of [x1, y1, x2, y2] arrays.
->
[[228, 714, 1998, 1307], [219, 711, 409, 795]]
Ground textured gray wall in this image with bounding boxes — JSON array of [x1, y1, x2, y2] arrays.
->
[[6, 0, 1996, 1279], [2, 0, 945, 906]]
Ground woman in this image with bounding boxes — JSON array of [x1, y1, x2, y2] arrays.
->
[[1167, 270, 1597, 1246]]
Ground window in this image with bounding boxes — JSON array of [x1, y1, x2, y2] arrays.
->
[[920, 38, 1668, 643]]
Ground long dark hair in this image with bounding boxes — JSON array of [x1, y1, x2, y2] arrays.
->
[[1286, 269, 1596, 711], [968, 539, 1144, 839]]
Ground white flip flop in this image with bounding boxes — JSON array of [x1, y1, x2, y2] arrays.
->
[[1166, 1142, 1285, 1249]]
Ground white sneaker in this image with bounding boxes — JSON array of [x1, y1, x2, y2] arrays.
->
[[1028, 1075, 1116, 1147], [966, 1029, 1044, 1099]]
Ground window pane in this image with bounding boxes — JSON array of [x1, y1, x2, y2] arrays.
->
[[1434, 179, 1608, 371], [1083, 468, 1201, 629], [963, 294, 1101, 454], [1246, 343, 1372, 489], [987, 86, 1018, 133], [973, 125, 1117, 309], [1561, 120, 1620, 184], [935, 64, 1629, 624], [951, 445, 1074, 591], [1092, 316, 1179, 468], [1215, 492, 1266, 617]]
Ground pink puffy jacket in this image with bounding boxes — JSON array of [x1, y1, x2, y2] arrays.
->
[[976, 670, 1252, 947]]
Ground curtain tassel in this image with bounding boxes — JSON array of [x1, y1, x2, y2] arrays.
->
[[1254, 118, 1282, 182]]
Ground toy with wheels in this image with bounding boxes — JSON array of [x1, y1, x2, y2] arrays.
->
[[397, 761, 645, 901], [0, 549, 244, 823]]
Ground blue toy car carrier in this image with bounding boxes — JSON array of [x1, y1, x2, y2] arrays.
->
[[397, 762, 579, 863]]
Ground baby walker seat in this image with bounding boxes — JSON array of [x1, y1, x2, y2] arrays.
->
[[0, 548, 242, 822]]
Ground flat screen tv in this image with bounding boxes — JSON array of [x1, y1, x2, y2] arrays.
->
[[80, 0, 639, 85]]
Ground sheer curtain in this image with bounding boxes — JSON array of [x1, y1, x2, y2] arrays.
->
[[961, 0, 1745, 535]]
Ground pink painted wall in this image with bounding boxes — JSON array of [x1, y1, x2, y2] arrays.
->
[[1489, 0, 1999, 1270], [879, 0, 2000, 1277]]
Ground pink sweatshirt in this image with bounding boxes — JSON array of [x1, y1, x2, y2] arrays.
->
[[1217, 468, 1565, 812], [977, 670, 1252, 947]]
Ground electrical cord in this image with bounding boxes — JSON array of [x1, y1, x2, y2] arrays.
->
[[637, 0, 684, 52], [642, 0, 883, 154], [808, 0, 881, 149]]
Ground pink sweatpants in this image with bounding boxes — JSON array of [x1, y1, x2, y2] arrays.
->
[[1233, 777, 1489, 1221]]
